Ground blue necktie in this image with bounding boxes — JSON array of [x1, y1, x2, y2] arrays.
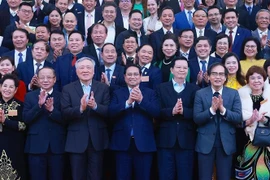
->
[[200, 60, 207, 73], [106, 69, 111, 82], [188, 11, 193, 28], [247, 6, 252, 15], [18, 52, 23, 64]]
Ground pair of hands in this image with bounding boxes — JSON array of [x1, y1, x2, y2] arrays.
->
[[81, 91, 97, 111], [248, 109, 267, 125], [38, 90, 54, 112], [127, 87, 143, 105], [101, 73, 110, 86], [211, 94, 225, 114], [30, 74, 40, 90], [197, 71, 209, 85], [172, 98, 183, 115], [261, 35, 270, 48]]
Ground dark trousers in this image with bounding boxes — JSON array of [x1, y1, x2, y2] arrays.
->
[[157, 143, 194, 180], [28, 150, 64, 180], [115, 138, 153, 180], [198, 147, 232, 180], [69, 139, 104, 180]]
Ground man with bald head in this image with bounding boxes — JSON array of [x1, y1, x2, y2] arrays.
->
[[63, 12, 77, 44]]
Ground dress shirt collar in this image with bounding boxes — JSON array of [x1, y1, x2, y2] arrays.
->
[[40, 88, 53, 95], [258, 29, 268, 36], [195, 27, 205, 36], [198, 56, 210, 63], [15, 48, 27, 55], [225, 26, 238, 34], [163, 27, 173, 34], [245, 3, 253, 9], [210, 23, 223, 33], [105, 63, 116, 72], [172, 79, 186, 93], [184, 8, 195, 14], [9, 8, 17, 16], [211, 86, 223, 95], [80, 80, 92, 87]]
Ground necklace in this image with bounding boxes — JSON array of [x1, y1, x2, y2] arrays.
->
[[250, 93, 263, 102], [163, 59, 172, 65]]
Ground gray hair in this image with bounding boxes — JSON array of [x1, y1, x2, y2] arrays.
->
[[75, 57, 96, 69], [256, 9, 270, 20]]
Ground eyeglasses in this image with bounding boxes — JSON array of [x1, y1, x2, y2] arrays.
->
[[245, 45, 257, 49], [258, 17, 269, 20], [210, 72, 225, 77]]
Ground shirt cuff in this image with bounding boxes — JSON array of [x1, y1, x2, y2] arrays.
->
[[210, 107, 216, 115], [220, 108, 226, 116], [125, 101, 132, 109]]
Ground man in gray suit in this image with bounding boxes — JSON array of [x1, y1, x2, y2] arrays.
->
[[252, 9, 270, 59], [193, 62, 242, 180]]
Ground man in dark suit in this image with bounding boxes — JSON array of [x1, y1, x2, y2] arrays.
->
[[115, 10, 149, 55], [156, 56, 199, 180], [252, 9, 270, 59], [193, 62, 242, 180], [83, 23, 107, 67], [23, 67, 66, 180], [99, 2, 126, 44], [17, 40, 53, 91], [31, 0, 55, 25], [35, 24, 50, 42], [160, 0, 182, 14], [178, 29, 196, 60], [239, 0, 261, 31], [55, 30, 97, 91], [0, 0, 21, 36], [149, 6, 180, 62], [207, 6, 226, 34], [61, 57, 110, 180], [2, 28, 32, 67], [120, 33, 138, 65], [3, 2, 36, 50], [137, 44, 162, 90], [222, 8, 252, 57], [55, 0, 68, 14], [109, 64, 160, 180], [67, 0, 84, 16], [189, 36, 221, 87], [99, 43, 125, 93], [192, 9, 217, 51], [173, 0, 196, 30]]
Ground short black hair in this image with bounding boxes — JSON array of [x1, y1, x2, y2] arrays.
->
[[68, 30, 85, 41], [171, 56, 189, 68], [19, 2, 33, 12], [159, 6, 175, 18], [102, 1, 117, 11], [123, 32, 138, 45], [0, 74, 19, 88], [194, 36, 212, 47], [12, 28, 30, 40], [207, 62, 228, 78], [124, 64, 142, 75], [207, 6, 222, 14], [129, 9, 143, 19], [222, 8, 239, 19], [101, 43, 115, 52], [37, 67, 56, 77], [33, 39, 50, 53], [178, 28, 194, 37], [36, 24, 50, 34], [50, 30, 65, 42]]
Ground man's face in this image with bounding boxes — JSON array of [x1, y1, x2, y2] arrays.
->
[[91, 25, 107, 46], [7, 0, 21, 9], [256, 11, 270, 30], [63, 13, 77, 32], [12, 30, 28, 50], [123, 37, 138, 54], [101, 44, 117, 65], [129, 12, 143, 31], [193, 10, 208, 28], [82, 0, 96, 13], [56, 0, 68, 13], [50, 33, 66, 50], [171, 60, 188, 80], [208, 8, 222, 25], [195, 39, 211, 59], [32, 42, 49, 62], [124, 66, 141, 87], [17, 5, 33, 23], [36, 26, 50, 42], [137, 45, 153, 66], [223, 11, 238, 30], [208, 65, 226, 90], [68, 33, 84, 54], [119, 0, 132, 11], [224, 0, 237, 7], [102, 6, 116, 23], [183, 0, 195, 9], [178, 30, 194, 49], [76, 60, 94, 82], [38, 68, 56, 91], [160, 9, 175, 28]]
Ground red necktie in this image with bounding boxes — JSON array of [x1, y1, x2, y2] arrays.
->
[[72, 55, 77, 66], [229, 30, 233, 52]]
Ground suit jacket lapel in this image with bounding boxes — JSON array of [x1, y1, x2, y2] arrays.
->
[[74, 80, 84, 98]]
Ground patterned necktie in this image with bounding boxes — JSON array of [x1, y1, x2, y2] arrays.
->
[[200, 60, 207, 73], [199, 29, 203, 37], [18, 52, 23, 64], [72, 55, 77, 67], [106, 69, 111, 82], [86, 14, 92, 36], [188, 11, 193, 28], [35, 63, 41, 74], [229, 30, 233, 52], [166, 30, 172, 34]]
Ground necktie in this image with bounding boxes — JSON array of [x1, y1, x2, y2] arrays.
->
[[35, 63, 41, 74], [179, 0, 184, 11], [247, 6, 252, 15], [200, 60, 207, 73], [18, 52, 23, 64], [213, 92, 220, 114], [199, 29, 203, 37], [86, 14, 92, 36], [228, 30, 233, 52], [166, 30, 172, 34], [188, 11, 193, 28], [72, 55, 77, 67], [106, 69, 111, 82], [36, 6, 40, 16], [127, 57, 134, 62], [97, 48, 104, 66]]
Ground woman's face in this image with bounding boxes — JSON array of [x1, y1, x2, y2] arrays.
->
[[224, 56, 238, 75], [49, 10, 62, 27], [147, 0, 158, 15], [162, 39, 177, 59], [0, 60, 14, 76], [205, 0, 215, 6], [248, 72, 264, 92], [244, 40, 258, 59], [1, 79, 17, 101], [216, 37, 229, 55]]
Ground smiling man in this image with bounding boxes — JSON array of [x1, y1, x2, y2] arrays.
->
[[193, 62, 242, 180]]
